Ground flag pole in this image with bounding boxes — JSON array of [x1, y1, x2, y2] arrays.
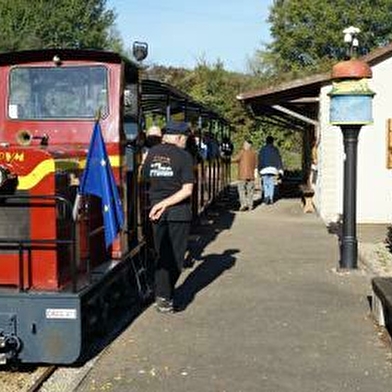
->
[[95, 107, 102, 122]]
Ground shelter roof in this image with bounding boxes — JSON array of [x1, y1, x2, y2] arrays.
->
[[141, 79, 228, 125], [237, 42, 392, 129]]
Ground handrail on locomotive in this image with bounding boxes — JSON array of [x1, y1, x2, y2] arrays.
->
[[0, 194, 77, 292]]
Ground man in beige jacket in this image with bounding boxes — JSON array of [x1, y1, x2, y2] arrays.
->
[[232, 140, 257, 211]]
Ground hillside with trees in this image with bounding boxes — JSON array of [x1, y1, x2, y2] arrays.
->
[[2, 0, 392, 168]]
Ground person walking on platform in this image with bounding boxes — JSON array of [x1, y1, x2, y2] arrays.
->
[[232, 140, 257, 211], [142, 121, 194, 313], [258, 136, 283, 205]]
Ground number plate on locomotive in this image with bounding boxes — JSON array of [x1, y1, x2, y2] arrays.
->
[[45, 308, 77, 319]]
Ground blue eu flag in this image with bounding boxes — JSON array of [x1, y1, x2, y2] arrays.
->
[[79, 122, 124, 248]]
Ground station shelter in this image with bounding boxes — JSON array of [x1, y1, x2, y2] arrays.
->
[[237, 43, 392, 224]]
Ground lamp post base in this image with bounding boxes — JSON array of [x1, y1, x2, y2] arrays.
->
[[340, 236, 358, 269]]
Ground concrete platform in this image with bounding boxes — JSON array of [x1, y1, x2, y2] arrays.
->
[[76, 196, 392, 392]]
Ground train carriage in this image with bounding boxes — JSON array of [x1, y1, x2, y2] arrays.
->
[[140, 79, 232, 217]]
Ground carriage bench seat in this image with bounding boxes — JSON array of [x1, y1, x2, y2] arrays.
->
[[371, 277, 392, 328], [299, 184, 315, 213]]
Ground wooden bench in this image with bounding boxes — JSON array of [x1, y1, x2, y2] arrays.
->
[[299, 184, 315, 213], [371, 277, 392, 328]]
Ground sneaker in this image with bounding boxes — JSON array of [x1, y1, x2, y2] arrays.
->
[[155, 297, 174, 313]]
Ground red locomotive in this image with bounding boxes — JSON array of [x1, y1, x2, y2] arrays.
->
[[0, 48, 231, 365], [0, 49, 149, 364]]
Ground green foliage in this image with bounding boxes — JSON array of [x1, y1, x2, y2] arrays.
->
[[266, 0, 392, 74], [145, 59, 258, 148], [0, 0, 121, 52]]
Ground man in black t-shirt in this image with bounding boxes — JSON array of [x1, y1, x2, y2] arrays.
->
[[143, 121, 194, 313]]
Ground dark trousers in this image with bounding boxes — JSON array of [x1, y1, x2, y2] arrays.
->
[[152, 220, 190, 301]]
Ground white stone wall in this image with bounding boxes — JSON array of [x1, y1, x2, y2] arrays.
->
[[315, 85, 343, 223], [316, 58, 392, 223], [358, 59, 392, 222]]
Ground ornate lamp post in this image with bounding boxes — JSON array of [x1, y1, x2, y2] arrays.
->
[[329, 28, 375, 269]]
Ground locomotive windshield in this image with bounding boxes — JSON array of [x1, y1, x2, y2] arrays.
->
[[8, 66, 108, 119]]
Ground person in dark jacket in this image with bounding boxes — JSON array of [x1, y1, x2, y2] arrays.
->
[[143, 121, 194, 313], [258, 136, 283, 204]]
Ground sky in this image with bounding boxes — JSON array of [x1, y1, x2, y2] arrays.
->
[[106, 0, 273, 73]]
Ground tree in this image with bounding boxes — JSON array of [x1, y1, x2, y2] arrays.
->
[[244, 0, 392, 171], [146, 59, 259, 152], [265, 0, 392, 74], [0, 0, 121, 52]]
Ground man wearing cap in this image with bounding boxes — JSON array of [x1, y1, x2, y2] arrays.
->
[[143, 120, 194, 313]]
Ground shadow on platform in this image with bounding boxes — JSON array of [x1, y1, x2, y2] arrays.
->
[[76, 188, 238, 364], [177, 187, 238, 311], [176, 248, 238, 311]]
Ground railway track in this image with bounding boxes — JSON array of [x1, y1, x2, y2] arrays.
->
[[27, 366, 57, 392], [0, 365, 57, 392]]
